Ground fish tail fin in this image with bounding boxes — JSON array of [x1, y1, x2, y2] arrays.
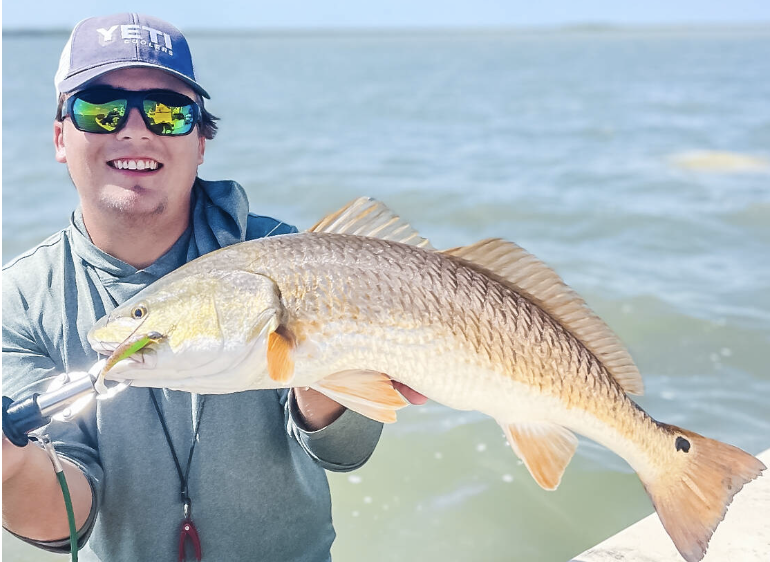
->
[[641, 425, 765, 562]]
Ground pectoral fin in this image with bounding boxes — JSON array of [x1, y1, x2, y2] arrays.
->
[[499, 421, 578, 490], [312, 370, 409, 423], [267, 325, 296, 384]]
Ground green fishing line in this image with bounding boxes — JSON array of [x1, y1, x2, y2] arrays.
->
[[56, 470, 79, 562], [41, 436, 79, 562]]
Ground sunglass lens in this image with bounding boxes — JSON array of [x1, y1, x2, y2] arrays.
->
[[71, 97, 127, 133], [143, 94, 196, 136]]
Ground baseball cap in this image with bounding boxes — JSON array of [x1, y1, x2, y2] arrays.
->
[[55, 13, 209, 99]]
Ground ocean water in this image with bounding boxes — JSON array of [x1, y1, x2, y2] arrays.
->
[[3, 27, 770, 561]]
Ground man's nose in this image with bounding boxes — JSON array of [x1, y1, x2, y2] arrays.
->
[[118, 108, 151, 139]]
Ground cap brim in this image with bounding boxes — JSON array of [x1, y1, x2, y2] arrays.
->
[[57, 61, 210, 99]]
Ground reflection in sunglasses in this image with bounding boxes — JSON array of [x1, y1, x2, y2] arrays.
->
[[94, 108, 124, 131], [146, 102, 195, 134]]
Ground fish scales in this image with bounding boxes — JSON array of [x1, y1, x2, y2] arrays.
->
[[247, 234, 647, 438]]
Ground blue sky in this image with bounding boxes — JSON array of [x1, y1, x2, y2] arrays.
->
[[4, 0, 770, 29]]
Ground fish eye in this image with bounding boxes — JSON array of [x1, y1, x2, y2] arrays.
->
[[132, 305, 148, 319]]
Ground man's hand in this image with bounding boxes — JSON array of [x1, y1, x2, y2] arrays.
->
[[391, 381, 428, 405], [3, 434, 30, 484], [293, 381, 428, 431], [2, 433, 93, 541], [293, 387, 345, 431]]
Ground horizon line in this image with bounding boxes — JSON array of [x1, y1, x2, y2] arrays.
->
[[4, 21, 770, 36]]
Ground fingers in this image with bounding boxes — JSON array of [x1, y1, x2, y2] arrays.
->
[[391, 381, 429, 405], [293, 387, 346, 430]]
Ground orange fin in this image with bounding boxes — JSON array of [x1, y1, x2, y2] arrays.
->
[[641, 425, 766, 562], [311, 370, 409, 423], [499, 421, 578, 490], [267, 325, 296, 384]]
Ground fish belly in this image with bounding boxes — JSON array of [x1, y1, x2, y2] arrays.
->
[[290, 321, 559, 423], [289, 321, 652, 475]]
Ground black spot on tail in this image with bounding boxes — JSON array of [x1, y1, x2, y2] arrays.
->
[[675, 436, 691, 453]]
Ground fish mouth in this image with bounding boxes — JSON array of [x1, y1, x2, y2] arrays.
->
[[90, 341, 120, 356], [91, 335, 162, 370], [92, 341, 149, 358]]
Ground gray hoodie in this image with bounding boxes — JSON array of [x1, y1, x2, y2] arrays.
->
[[2, 178, 383, 561]]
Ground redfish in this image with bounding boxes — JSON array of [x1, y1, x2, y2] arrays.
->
[[88, 198, 765, 562]]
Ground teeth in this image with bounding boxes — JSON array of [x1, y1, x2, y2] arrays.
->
[[111, 159, 159, 170]]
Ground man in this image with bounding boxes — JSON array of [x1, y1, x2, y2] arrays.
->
[[3, 14, 424, 561]]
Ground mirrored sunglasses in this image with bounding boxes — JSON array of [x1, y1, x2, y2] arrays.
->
[[62, 87, 201, 136]]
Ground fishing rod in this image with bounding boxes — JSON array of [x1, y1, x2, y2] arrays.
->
[[3, 372, 96, 446], [3, 332, 156, 444]]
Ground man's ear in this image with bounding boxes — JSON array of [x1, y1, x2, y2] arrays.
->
[[198, 136, 206, 165], [54, 121, 67, 163]]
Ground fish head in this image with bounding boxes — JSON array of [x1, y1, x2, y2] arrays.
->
[[87, 269, 287, 390]]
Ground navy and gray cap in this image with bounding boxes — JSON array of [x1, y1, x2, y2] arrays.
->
[[55, 13, 209, 98]]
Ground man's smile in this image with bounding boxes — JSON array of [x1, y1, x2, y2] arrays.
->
[[108, 158, 163, 171]]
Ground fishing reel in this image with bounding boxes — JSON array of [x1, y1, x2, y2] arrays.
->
[[2, 360, 128, 447]]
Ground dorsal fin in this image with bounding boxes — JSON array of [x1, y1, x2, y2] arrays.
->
[[443, 239, 643, 395], [309, 197, 433, 249]]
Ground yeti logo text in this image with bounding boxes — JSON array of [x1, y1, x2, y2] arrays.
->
[[96, 25, 173, 55]]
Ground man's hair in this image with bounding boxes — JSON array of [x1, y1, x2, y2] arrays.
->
[[198, 102, 219, 140], [55, 93, 220, 140]]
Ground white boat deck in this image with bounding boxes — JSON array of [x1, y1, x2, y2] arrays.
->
[[570, 447, 770, 562]]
